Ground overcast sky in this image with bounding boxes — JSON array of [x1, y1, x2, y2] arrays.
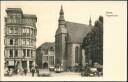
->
[[1, 1, 124, 48]]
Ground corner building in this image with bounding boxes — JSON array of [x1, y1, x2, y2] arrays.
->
[[4, 8, 37, 72]]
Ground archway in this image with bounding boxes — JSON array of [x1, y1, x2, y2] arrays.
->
[[43, 62, 48, 69]]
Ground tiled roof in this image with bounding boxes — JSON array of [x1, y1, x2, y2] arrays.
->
[[6, 8, 23, 13], [66, 21, 91, 43]]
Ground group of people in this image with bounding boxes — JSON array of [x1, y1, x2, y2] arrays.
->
[[4, 66, 39, 77]]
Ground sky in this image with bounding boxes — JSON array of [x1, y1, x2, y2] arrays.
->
[[0, 1, 123, 48]]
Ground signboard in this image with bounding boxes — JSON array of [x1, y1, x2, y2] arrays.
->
[[8, 60, 14, 66]]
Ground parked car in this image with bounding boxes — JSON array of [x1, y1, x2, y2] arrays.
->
[[38, 69, 51, 77], [54, 66, 63, 73], [81, 67, 98, 77], [89, 68, 98, 77], [49, 67, 54, 71]]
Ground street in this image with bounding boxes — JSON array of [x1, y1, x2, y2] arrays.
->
[[9, 72, 82, 77]]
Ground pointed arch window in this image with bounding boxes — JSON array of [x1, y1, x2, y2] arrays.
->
[[75, 47, 79, 63]]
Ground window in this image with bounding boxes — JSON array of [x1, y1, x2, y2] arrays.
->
[[22, 28, 26, 35], [14, 27, 18, 34], [15, 39, 18, 45], [26, 28, 29, 34], [31, 50, 33, 58], [23, 49, 26, 57], [9, 50, 13, 57], [9, 27, 13, 34], [26, 39, 29, 45], [31, 40, 33, 46], [27, 49, 30, 57], [43, 56, 48, 61], [9, 15, 13, 19], [10, 39, 13, 45], [49, 56, 54, 66], [22, 39, 26, 45], [75, 47, 79, 63], [14, 50, 18, 57]]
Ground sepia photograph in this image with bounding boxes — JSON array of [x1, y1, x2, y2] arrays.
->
[[0, 0, 127, 81]]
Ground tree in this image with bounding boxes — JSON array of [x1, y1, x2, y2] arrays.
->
[[82, 16, 103, 66]]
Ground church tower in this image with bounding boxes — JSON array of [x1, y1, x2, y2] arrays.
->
[[55, 6, 67, 68]]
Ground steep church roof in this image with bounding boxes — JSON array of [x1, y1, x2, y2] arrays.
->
[[66, 21, 91, 43]]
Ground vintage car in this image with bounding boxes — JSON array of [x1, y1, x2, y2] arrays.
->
[[81, 67, 98, 77], [54, 66, 64, 73], [38, 69, 51, 77], [89, 68, 98, 76], [49, 67, 55, 71]]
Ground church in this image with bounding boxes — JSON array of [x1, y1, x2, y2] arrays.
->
[[55, 6, 92, 70]]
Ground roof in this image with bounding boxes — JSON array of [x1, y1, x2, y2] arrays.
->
[[6, 8, 23, 13], [23, 14, 37, 19], [66, 21, 91, 43], [37, 42, 55, 50]]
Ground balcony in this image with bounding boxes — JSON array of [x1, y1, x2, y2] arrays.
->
[[5, 18, 22, 24]]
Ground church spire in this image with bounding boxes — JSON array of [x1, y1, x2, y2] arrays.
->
[[59, 5, 65, 23], [89, 17, 92, 26], [60, 5, 64, 15]]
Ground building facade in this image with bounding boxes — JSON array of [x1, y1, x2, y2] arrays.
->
[[55, 6, 92, 71], [4, 8, 37, 72], [36, 42, 55, 69]]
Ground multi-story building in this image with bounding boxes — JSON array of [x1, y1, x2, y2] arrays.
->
[[36, 42, 55, 69], [4, 8, 37, 72]]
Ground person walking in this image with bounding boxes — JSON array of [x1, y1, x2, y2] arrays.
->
[[24, 68, 27, 76], [31, 67, 35, 77]]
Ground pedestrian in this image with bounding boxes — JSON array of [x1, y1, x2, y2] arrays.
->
[[36, 68, 39, 76], [24, 68, 27, 76], [31, 67, 35, 77]]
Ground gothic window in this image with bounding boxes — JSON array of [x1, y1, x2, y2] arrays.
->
[[14, 50, 18, 57], [10, 39, 13, 45], [75, 47, 79, 64], [9, 50, 13, 57]]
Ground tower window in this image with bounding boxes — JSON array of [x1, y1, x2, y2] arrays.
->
[[75, 47, 79, 64]]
